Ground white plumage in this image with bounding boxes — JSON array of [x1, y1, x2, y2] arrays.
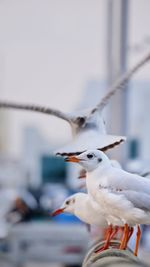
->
[[52, 192, 107, 227], [66, 150, 150, 227]]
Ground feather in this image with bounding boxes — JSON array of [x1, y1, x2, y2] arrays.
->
[[90, 52, 150, 114], [0, 101, 72, 123]]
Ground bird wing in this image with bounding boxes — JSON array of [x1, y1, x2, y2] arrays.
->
[[106, 167, 150, 196], [1, 53, 150, 125], [0, 101, 72, 123], [55, 130, 125, 156], [119, 190, 150, 212], [89, 52, 150, 115]]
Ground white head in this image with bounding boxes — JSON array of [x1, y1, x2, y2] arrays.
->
[[51, 193, 87, 217], [65, 150, 111, 172], [51, 194, 77, 216]]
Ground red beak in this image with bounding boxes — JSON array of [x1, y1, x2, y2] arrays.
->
[[51, 208, 65, 216], [65, 156, 80, 163]]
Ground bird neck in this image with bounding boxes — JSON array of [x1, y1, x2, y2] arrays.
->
[[87, 161, 111, 174], [86, 164, 112, 201], [74, 195, 88, 212], [74, 194, 93, 220]]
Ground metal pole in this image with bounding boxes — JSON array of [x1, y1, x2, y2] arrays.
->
[[83, 240, 148, 267], [0, 55, 8, 154], [0, 111, 9, 153], [106, 0, 128, 164]]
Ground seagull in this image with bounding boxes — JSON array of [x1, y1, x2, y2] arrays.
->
[[0, 53, 150, 154], [65, 150, 150, 255], [51, 192, 122, 252], [52, 192, 107, 227]]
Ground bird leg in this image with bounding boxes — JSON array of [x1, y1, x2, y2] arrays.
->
[[123, 225, 131, 250], [120, 226, 125, 240], [104, 226, 120, 249], [112, 227, 127, 249], [119, 223, 129, 250], [95, 224, 113, 253], [134, 225, 141, 256], [109, 226, 121, 249], [110, 225, 119, 240], [122, 226, 134, 250], [127, 227, 134, 246]]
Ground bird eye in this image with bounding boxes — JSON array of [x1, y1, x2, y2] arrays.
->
[[66, 200, 70, 205], [76, 117, 86, 126], [87, 153, 94, 159]]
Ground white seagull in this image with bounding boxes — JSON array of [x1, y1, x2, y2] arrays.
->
[[65, 150, 150, 255], [51, 192, 123, 252], [0, 53, 150, 154], [52, 192, 107, 227]]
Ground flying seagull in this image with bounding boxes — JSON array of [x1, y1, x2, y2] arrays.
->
[[0, 53, 150, 155]]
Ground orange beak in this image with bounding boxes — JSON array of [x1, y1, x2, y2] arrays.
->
[[65, 156, 80, 163], [51, 208, 65, 216]]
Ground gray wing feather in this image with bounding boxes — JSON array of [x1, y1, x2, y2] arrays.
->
[[118, 190, 150, 212], [0, 101, 72, 123], [90, 52, 150, 114], [107, 168, 150, 196]]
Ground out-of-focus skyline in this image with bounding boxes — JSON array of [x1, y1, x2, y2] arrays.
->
[[0, 0, 150, 156]]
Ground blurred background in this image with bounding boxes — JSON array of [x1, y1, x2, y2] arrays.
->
[[0, 0, 150, 266]]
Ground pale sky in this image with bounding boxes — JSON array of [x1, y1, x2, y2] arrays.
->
[[0, 0, 150, 157]]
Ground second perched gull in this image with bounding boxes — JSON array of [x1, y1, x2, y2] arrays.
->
[[65, 150, 150, 255], [52, 192, 107, 227], [52, 193, 123, 251]]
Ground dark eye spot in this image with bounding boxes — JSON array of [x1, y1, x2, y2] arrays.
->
[[66, 200, 70, 205], [87, 154, 94, 159], [75, 117, 86, 126], [98, 158, 102, 162]]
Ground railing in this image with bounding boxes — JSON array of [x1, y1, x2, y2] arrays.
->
[[83, 240, 149, 267]]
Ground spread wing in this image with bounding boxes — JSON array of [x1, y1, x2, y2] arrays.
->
[[56, 131, 126, 156], [90, 52, 150, 115], [0, 53, 150, 125], [0, 101, 72, 123]]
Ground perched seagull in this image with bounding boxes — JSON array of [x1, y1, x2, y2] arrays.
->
[[52, 192, 107, 227], [65, 150, 150, 256], [0, 53, 150, 154], [52, 192, 123, 251]]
